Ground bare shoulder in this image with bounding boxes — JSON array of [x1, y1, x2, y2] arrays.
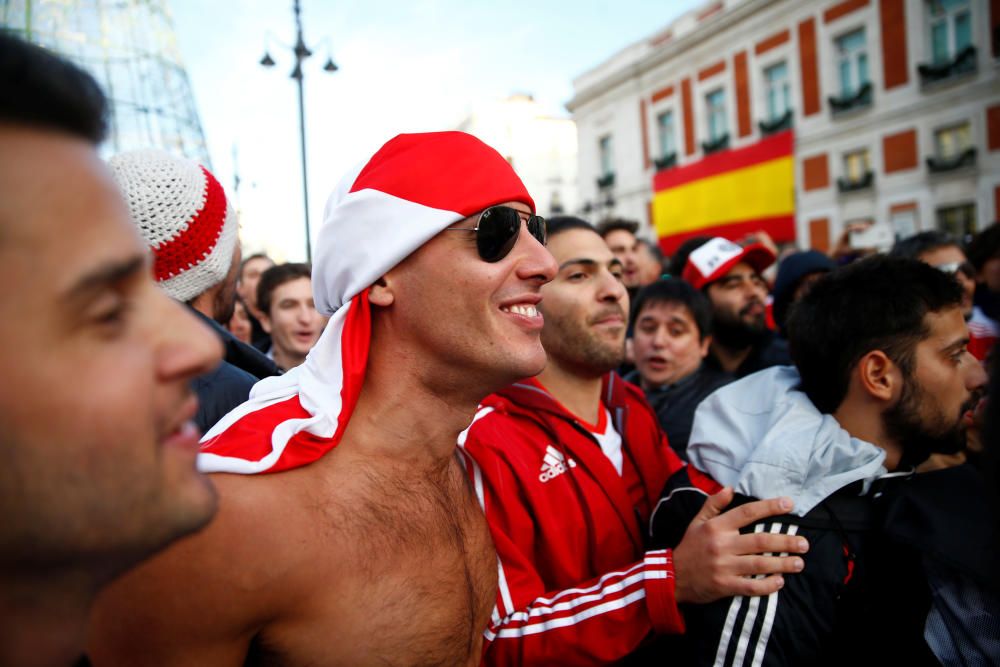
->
[[88, 468, 331, 665]]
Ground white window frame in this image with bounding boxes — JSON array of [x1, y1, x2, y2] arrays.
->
[[933, 120, 972, 159], [834, 28, 869, 97], [762, 61, 791, 123], [925, 0, 972, 64], [843, 148, 871, 182], [656, 109, 676, 158], [705, 88, 727, 143], [598, 135, 614, 177]]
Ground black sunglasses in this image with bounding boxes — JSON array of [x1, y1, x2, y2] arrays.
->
[[933, 261, 975, 278], [445, 206, 547, 262]]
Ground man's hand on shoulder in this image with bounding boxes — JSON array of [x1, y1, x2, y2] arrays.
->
[[673, 487, 808, 604]]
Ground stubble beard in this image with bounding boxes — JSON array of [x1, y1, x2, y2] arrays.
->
[[883, 377, 971, 468], [712, 304, 768, 350], [543, 313, 626, 377]]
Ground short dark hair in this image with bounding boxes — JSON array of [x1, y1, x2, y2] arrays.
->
[[595, 218, 639, 240], [666, 236, 712, 277], [547, 215, 596, 239], [630, 278, 713, 340], [889, 230, 962, 261], [786, 256, 963, 414], [257, 263, 311, 316], [967, 223, 1000, 271], [240, 252, 273, 275], [0, 31, 108, 143], [637, 238, 664, 263]]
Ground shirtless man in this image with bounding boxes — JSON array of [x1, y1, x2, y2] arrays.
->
[[89, 131, 558, 666]]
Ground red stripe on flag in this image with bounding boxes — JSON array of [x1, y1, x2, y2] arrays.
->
[[657, 215, 795, 256], [153, 167, 227, 282], [653, 130, 793, 192]]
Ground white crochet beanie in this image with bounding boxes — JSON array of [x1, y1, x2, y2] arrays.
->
[[108, 149, 239, 303]]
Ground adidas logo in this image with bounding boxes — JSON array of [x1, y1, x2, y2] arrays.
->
[[538, 445, 577, 483]]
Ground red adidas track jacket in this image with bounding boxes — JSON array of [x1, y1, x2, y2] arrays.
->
[[459, 374, 719, 665]]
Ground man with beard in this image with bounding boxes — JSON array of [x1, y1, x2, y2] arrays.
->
[[652, 255, 994, 665], [460, 217, 811, 665], [108, 149, 280, 433], [681, 237, 791, 377]]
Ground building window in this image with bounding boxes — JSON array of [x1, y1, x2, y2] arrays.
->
[[597, 135, 615, 188], [836, 29, 869, 97], [927, 0, 971, 65], [705, 89, 727, 142], [838, 148, 873, 191], [936, 202, 976, 238], [702, 89, 729, 154], [764, 62, 791, 122], [935, 122, 971, 159], [657, 111, 675, 157], [654, 111, 677, 170], [928, 121, 976, 172], [599, 135, 613, 176]]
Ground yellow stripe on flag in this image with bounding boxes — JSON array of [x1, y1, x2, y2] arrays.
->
[[653, 155, 794, 238]]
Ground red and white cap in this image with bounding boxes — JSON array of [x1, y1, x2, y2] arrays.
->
[[108, 149, 238, 303], [198, 131, 534, 474], [681, 237, 776, 290]]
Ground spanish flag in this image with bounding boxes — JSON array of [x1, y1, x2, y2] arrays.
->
[[652, 130, 795, 254]]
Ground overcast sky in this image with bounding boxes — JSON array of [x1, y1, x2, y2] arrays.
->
[[169, 0, 702, 260]]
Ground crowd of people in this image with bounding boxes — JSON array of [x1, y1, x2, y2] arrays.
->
[[1, 30, 998, 667]]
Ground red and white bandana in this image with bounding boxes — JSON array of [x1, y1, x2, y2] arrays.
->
[[198, 131, 534, 474]]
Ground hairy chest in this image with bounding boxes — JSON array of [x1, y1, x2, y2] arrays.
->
[[254, 459, 497, 666]]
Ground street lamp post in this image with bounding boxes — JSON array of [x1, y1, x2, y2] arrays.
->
[[260, 0, 338, 263]]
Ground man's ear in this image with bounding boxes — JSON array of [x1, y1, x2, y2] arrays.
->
[[856, 350, 900, 402], [699, 334, 712, 359], [259, 312, 273, 334], [367, 275, 395, 307]]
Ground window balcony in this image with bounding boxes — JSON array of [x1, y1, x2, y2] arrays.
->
[[596, 172, 615, 189], [918, 45, 977, 88], [758, 110, 793, 136], [837, 171, 874, 193], [653, 152, 677, 172], [828, 82, 872, 115], [701, 133, 730, 155], [926, 147, 977, 173]]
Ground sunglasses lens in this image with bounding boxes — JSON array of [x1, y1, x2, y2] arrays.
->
[[477, 207, 520, 262], [527, 216, 547, 246]]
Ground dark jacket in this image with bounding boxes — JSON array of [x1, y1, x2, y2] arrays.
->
[[188, 307, 281, 434], [624, 364, 732, 461], [705, 331, 791, 378], [651, 367, 1000, 666]]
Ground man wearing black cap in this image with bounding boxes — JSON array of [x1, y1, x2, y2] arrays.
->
[[681, 237, 791, 377]]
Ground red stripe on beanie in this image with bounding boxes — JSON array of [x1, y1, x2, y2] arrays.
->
[[153, 166, 228, 282], [350, 131, 535, 216]]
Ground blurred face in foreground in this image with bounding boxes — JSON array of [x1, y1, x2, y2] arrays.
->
[[633, 300, 710, 389], [540, 228, 629, 377], [0, 126, 222, 576]]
